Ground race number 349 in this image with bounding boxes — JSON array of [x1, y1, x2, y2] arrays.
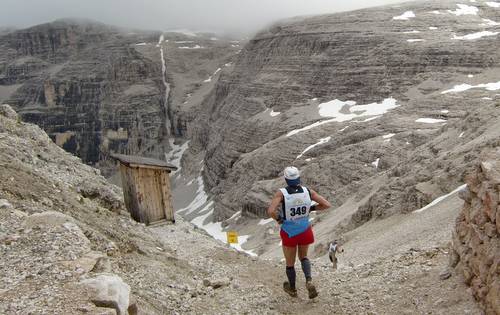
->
[[289, 206, 307, 217]]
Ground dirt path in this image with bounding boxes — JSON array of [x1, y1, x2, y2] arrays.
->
[[151, 210, 480, 315]]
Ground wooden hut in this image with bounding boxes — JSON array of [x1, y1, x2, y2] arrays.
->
[[111, 153, 177, 225]]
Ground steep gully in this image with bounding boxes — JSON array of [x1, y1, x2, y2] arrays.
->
[[155, 33, 257, 255], [158, 34, 172, 134]]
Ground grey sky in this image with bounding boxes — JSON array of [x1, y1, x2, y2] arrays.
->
[[0, 0, 404, 35]]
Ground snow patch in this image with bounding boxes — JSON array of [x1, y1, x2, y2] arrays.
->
[[204, 68, 221, 82], [431, 10, 441, 14], [228, 211, 241, 221], [448, 4, 478, 15], [258, 218, 274, 225], [287, 98, 398, 137], [486, 2, 500, 8], [382, 133, 395, 139], [372, 158, 380, 169], [297, 136, 331, 159], [339, 126, 349, 132], [415, 118, 447, 123], [482, 97, 493, 100], [362, 116, 381, 122], [407, 39, 425, 42], [179, 45, 204, 49], [270, 110, 281, 117], [452, 31, 499, 40], [165, 139, 190, 175], [182, 175, 256, 256], [481, 18, 500, 26], [441, 81, 500, 93], [135, 42, 147, 46], [393, 11, 416, 20], [429, 27, 438, 30], [402, 30, 420, 34], [459, 132, 465, 138], [468, 74, 474, 78], [441, 110, 449, 114], [175, 41, 194, 44], [177, 176, 209, 215], [414, 184, 466, 213]]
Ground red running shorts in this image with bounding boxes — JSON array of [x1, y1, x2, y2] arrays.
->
[[280, 226, 314, 247]]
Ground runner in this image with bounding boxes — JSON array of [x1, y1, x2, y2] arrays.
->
[[328, 240, 343, 270], [267, 166, 331, 298]]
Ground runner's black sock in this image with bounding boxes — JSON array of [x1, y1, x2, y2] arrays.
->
[[300, 258, 312, 282], [286, 266, 296, 289]]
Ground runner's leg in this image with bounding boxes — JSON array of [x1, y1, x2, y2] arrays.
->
[[298, 245, 311, 281], [298, 244, 318, 299], [283, 245, 297, 289]]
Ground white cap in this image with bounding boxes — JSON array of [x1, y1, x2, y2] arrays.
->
[[283, 166, 300, 180]]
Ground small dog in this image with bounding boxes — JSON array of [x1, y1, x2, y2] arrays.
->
[[328, 240, 344, 270]]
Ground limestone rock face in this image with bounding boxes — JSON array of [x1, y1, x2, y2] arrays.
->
[[0, 20, 165, 175], [452, 149, 500, 314], [0, 19, 238, 176], [183, 0, 500, 225]]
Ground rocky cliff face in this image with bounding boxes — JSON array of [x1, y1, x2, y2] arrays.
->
[[183, 0, 500, 228], [0, 19, 239, 176], [0, 20, 166, 175], [452, 149, 500, 314]]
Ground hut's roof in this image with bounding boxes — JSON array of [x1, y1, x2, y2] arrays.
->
[[111, 153, 177, 171]]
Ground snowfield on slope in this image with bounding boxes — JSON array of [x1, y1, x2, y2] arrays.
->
[[441, 81, 500, 93], [287, 98, 399, 136]]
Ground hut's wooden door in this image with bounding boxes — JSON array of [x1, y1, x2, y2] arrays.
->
[[136, 168, 166, 224], [120, 165, 143, 223]]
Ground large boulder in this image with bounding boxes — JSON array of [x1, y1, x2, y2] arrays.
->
[[80, 274, 131, 315]]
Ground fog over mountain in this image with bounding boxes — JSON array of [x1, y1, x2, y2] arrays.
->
[[0, 0, 404, 35]]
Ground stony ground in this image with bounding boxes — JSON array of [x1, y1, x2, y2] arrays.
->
[[0, 105, 481, 314]]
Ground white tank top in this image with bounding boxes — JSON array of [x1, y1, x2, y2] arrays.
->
[[279, 186, 312, 221]]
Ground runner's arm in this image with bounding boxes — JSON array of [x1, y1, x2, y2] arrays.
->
[[310, 189, 331, 210], [267, 191, 283, 222]]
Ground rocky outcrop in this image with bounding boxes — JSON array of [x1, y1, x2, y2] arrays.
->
[[452, 149, 500, 314]]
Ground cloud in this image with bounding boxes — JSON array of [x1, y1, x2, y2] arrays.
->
[[0, 0, 404, 35]]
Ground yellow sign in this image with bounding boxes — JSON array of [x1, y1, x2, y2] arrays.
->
[[226, 231, 238, 244]]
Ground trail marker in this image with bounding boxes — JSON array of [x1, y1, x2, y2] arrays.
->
[[226, 231, 238, 244]]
